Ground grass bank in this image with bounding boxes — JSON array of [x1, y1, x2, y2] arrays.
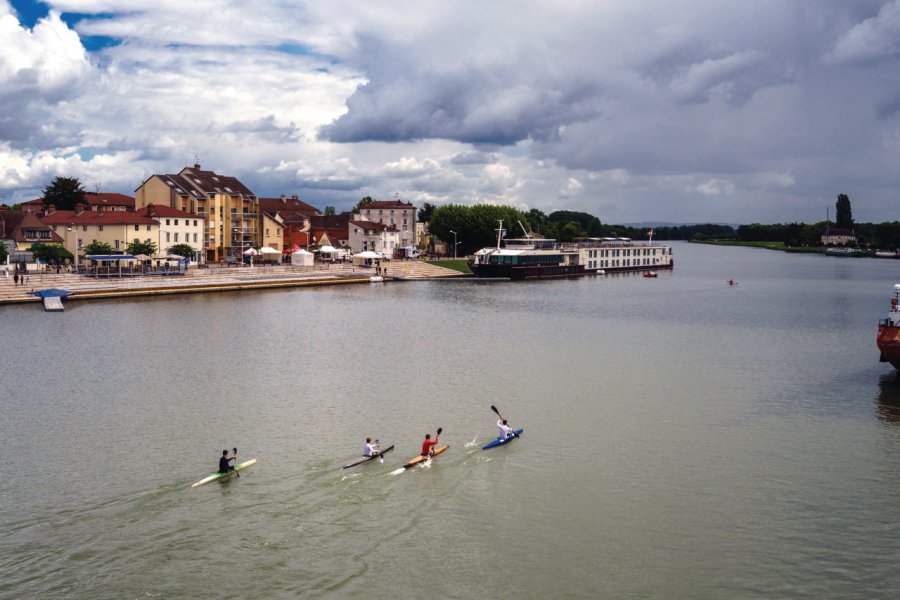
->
[[691, 240, 823, 253], [426, 259, 472, 274]]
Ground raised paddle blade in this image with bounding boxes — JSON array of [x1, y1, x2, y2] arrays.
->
[[436, 427, 443, 436], [491, 404, 500, 415]]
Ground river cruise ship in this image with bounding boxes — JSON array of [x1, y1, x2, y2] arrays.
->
[[469, 222, 674, 280]]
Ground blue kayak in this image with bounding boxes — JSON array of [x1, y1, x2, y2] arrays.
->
[[482, 429, 524, 450]]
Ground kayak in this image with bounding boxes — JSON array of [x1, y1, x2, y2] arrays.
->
[[342, 444, 395, 468], [190, 458, 257, 488], [482, 429, 524, 450], [403, 444, 449, 469]]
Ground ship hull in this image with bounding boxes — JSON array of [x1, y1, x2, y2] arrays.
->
[[877, 325, 900, 369], [469, 263, 585, 279]]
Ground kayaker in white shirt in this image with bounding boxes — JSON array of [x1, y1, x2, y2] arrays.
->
[[363, 437, 380, 458], [497, 419, 512, 440]]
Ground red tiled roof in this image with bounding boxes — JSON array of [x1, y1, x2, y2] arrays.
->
[[1, 209, 64, 243], [177, 166, 255, 197], [41, 210, 159, 226], [21, 192, 135, 209], [359, 200, 416, 209], [258, 196, 321, 215], [84, 192, 134, 207], [350, 220, 391, 232], [139, 205, 200, 219]]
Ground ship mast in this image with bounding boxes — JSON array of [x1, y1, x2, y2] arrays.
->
[[647, 227, 654, 244], [496, 220, 505, 250]]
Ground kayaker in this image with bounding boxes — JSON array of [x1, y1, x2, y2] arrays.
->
[[218, 449, 234, 474], [497, 418, 513, 440], [363, 437, 380, 458], [420, 433, 439, 457]]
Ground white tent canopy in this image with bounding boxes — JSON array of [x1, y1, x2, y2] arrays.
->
[[243, 248, 258, 255], [317, 245, 338, 253], [259, 247, 280, 254], [354, 251, 379, 258], [291, 249, 314, 266]]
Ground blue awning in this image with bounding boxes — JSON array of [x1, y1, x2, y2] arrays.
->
[[31, 288, 71, 298], [84, 255, 137, 261]]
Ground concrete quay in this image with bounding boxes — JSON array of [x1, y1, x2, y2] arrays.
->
[[0, 260, 466, 306]]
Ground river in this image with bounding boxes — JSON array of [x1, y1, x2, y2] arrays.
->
[[2, 242, 900, 599]]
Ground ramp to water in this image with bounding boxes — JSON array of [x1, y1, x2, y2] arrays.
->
[[43, 297, 64, 312]]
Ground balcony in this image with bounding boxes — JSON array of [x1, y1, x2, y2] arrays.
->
[[230, 212, 257, 221]]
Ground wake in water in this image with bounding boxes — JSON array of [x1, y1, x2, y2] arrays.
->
[[463, 435, 478, 448]]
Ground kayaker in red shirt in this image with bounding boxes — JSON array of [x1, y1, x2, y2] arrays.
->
[[420, 433, 439, 457]]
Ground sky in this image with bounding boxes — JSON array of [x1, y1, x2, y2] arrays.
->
[[1, 0, 899, 224]]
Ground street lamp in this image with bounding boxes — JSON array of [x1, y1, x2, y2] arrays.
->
[[449, 230, 458, 259], [67, 224, 79, 270]]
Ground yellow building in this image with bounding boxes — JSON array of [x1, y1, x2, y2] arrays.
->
[[261, 212, 284, 252], [41, 207, 160, 256], [135, 163, 259, 262]]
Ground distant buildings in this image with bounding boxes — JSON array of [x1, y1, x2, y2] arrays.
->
[[4, 164, 423, 266], [821, 225, 857, 247]]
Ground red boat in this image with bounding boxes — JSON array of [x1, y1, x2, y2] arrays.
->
[[643, 271, 658, 278], [877, 284, 900, 369]]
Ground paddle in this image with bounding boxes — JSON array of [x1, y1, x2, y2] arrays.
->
[[429, 427, 443, 457], [233, 447, 240, 477], [490, 405, 518, 438]]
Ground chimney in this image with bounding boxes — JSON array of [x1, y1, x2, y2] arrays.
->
[[291, 194, 299, 201], [280, 194, 286, 203], [75, 202, 85, 215], [194, 162, 201, 169], [46, 204, 56, 215]]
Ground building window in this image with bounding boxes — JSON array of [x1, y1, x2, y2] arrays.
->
[[174, 233, 179, 243], [82, 225, 87, 231], [134, 224, 139, 231], [166, 232, 171, 242], [99, 225, 104, 231], [266, 228, 269, 236], [115, 240, 120, 249], [277, 228, 281, 237], [194, 233, 198, 243], [166, 219, 170, 225], [174, 219, 179, 226], [193, 220, 197, 226], [147, 225, 151, 231]]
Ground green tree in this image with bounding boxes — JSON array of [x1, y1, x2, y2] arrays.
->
[[352, 196, 376, 213], [324, 206, 336, 216], [167, 243, 196, 259], [126, 239, 157, 256], [418, 202, 436, 223], [548, 211, 603, 237], [836, 193, 853, 229], [30, 242, 72, 263], [429, 204, 530, 256], [42, 176, 86, 211], [82, 241, 114, 256], [0, 240, 7, 263]]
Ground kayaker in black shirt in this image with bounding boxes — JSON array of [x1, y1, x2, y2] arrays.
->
[[218, 449, 233, 474]]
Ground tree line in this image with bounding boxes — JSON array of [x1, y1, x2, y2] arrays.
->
[[425, 203, 737, 255]]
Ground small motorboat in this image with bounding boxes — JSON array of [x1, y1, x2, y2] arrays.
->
[[643, 271, 658, 278]]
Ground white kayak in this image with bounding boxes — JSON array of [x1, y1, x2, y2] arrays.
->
[[191, 458, 257, 488]]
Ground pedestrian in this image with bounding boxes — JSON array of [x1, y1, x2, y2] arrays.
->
[[13, 272, 18, 286]]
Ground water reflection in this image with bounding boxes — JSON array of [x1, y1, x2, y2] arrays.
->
[[875, 371, 900, 424]]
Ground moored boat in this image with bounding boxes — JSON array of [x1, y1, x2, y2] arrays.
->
[[875, 250, 900, 259], [877, 284, 900, 369], [469, 221, 673, 279], [825, 247, 862, 257]]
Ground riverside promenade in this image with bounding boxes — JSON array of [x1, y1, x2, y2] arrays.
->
[[0, 260, 465, 306]]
